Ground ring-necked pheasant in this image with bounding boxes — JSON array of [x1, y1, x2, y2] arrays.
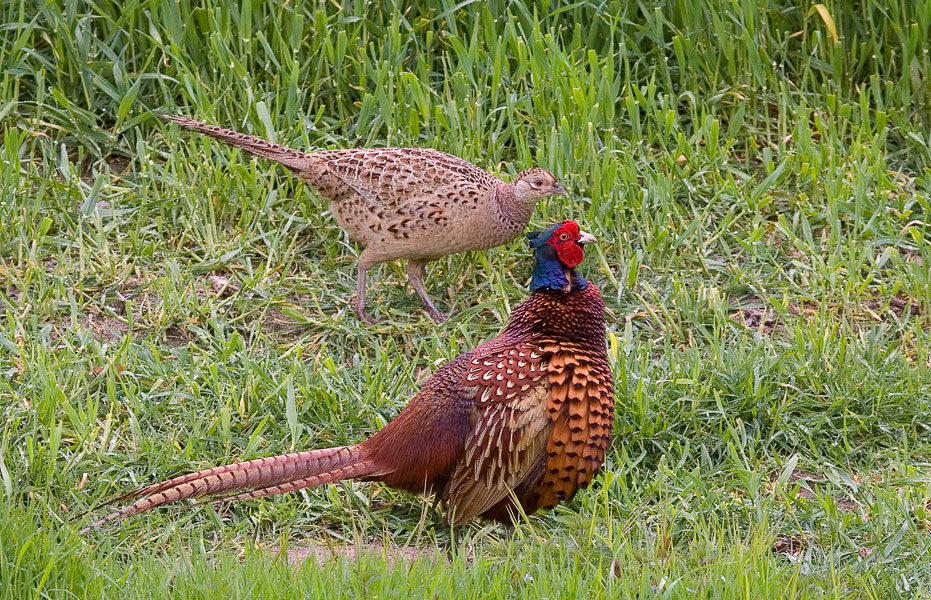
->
[[161, 115, 568, 323], [79, 220, 613, 533]]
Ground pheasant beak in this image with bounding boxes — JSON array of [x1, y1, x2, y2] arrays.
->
[[578, 229, 597, 246], [552, 183, 569, 197]]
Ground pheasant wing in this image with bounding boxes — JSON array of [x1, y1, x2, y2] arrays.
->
[[447, 385, 551, 524], [446, 343, 552, 524], [320, 148, 499, 205]]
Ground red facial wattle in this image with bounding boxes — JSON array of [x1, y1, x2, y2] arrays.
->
[[546, 221, 585, 268]]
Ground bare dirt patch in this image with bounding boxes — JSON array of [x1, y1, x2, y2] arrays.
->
[[163, 324, 194, 346], [886, 293, 920, 318], [259, 308, 308, 341], [772, 534, 807, 556], [105, 154, 131, 174], [729, 295, 794, 335], [195, 271, 242, 301], [271, 540, 441, 567], [730, 305, 779, 335], [207, 273, 240, 298], [78, 308, 129, 341]]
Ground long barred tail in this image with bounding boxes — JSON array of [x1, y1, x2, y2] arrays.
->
[[79, 445, 377, 534], [160, 114, 315, 172]]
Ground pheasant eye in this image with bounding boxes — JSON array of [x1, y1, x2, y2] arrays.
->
[[559, 233, 569, 241]]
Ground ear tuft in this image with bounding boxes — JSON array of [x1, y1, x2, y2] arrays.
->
[[526, 230, 545, 247]]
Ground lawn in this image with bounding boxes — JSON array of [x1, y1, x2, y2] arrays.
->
[[2, 0, 931, 597]]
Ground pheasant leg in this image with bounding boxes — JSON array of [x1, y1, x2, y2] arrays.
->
[[355, 254, 378, 325], [407, 259, 450, 323]]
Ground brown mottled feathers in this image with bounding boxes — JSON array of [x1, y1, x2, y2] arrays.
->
[[80, 283, 613, 532], [161, 115, 500, 200], [160, 114, 567, 323], [447, 384, 552, 523]]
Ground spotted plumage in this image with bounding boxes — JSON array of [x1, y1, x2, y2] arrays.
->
[[79, 220, 613, 533], [160, 115, 568, 323]]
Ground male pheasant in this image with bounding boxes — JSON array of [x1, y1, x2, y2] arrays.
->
[[80, 220, 613, 533], [161, 115, 568, 323]]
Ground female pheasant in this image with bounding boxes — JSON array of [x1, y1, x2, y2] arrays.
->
[[80, 220, 614, 532], [161, 115, 568, 323]]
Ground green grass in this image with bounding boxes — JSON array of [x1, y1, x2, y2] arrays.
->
[[2, 0, 931, 597]]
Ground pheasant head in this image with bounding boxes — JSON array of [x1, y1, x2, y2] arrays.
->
[[526, 220, 596, 293], [510, 168, 568, 202]]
